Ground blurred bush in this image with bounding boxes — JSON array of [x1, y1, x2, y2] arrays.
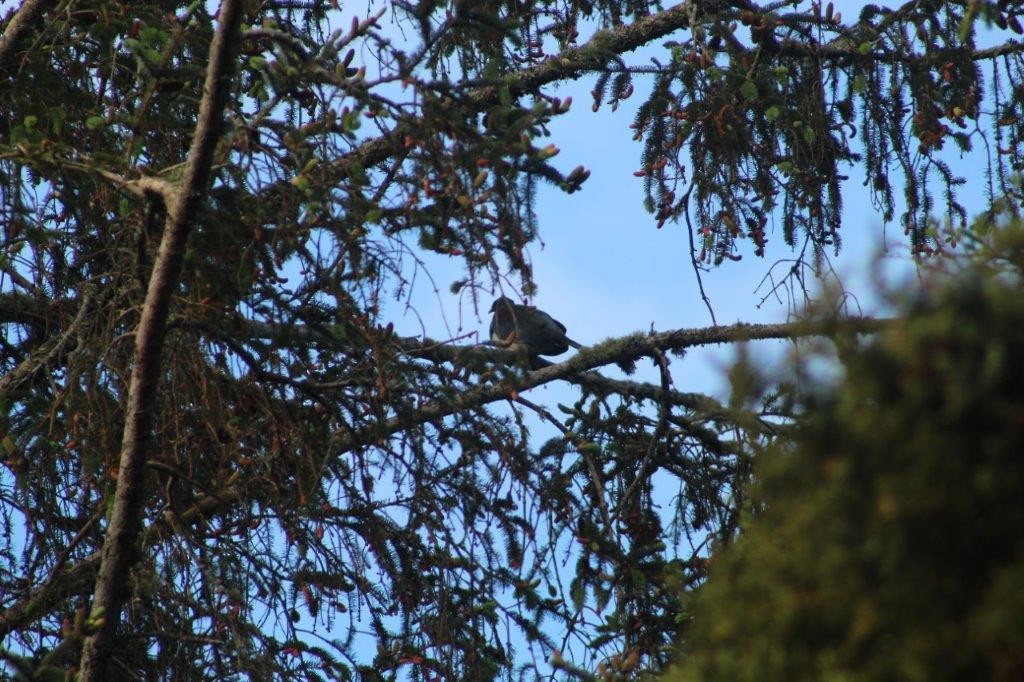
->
[[670, 219, 1024, 682]]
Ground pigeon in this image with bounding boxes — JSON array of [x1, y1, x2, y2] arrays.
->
[[489, 296, 582, 357]]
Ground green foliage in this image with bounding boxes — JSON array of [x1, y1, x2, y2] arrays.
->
[[671, 219, 1024, 681], [627, 3, 1024, 264], [4, 0, 1024, 678]]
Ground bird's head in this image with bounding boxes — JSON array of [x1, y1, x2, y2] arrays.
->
[[489, 296, 514, 313]]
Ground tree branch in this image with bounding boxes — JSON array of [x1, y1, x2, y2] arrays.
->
[[0, 287, 92, 396], [0, 554, 98, 640], [0, 310, 892, 642], [0, 483, 242, 642], [0, 0, 53, 74], [332, 1, 714, 178], [77, 0, 244, 677], [329, 316, 893, 455]]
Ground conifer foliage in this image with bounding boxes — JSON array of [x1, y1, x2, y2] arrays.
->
[[2, 1, 1024, 678], [674, 222, 1024, 681]]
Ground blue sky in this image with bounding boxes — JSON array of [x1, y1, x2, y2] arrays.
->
[[362, 4, 1007, 668], [377, 0, 1000, 401], [0, 0, 1005, 674]]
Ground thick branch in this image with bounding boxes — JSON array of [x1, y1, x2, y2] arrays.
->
[[330, 316, 893, 455], [770, 35, 1024, 63], [333, 2, 713, 177], [0, 310, 891, 640], [0, 484, 241, 640], [0, 555, 98, 638], [0, 0, 53, 73], [0, 291, 52, 324], [0, 290, 890, 409], [77, 1, 244, 678], [0, 288, 92, 396]]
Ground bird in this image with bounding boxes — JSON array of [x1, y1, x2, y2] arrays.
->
[[489, 296, 582, 357]]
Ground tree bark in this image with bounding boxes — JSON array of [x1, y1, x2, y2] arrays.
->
[[76, 1, 244, 678], [0, 0, 54, 71]]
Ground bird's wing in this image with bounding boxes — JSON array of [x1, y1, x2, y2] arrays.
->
[[537, 312, 581, 350], [536, 310, 567, 335]]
